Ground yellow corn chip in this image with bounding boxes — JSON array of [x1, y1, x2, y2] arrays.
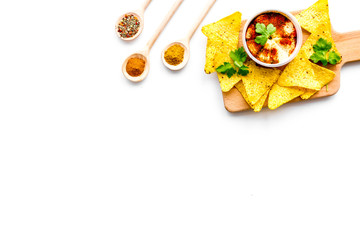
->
[[277, 52, 322, 90], [301, 23, 342, 62], [218, 72, 242, 93], [215, 41, 244, 92], [213, 42, 235, 69], [235, 82, 269, 112], [205, 40, 217, 74], [202, 12, 242, 42], [296, 0, 331, 34], [202, 12, 242, 74], [242, 61, 282, 105], [235, 81, 253, 108], [268, 84, 305, 110], [300, 91, 316, 100], [253, 90, 269, 112], [301, 62, 336, 99]]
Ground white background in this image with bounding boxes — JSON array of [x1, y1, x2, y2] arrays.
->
[[0, 0, 360, 239]]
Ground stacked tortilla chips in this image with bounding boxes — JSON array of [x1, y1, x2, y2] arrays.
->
[[203, 0, 341, 112], [301, 23, 341, 61], [267, 0, 339, 109], [235, 60, 282, 112], [201, 12, 242, 92]]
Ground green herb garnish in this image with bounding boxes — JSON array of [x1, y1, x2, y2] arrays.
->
[[216, 47, 249, 77], [255, 23, 276, 46], [310, 38, 341, 66], [328, 51, 341, 65], [310, 51, 328, 66], [238, 65, 250, 76], [216, 62, 237, 78], [230, 47, 247, 68]]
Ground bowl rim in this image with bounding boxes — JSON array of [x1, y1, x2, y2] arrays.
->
[[242, 9, 303, 68]]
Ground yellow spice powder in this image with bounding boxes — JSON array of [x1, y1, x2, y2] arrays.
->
[[164, 44, 185, 66]]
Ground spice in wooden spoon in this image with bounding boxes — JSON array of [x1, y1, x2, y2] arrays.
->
[[162, 0, 217, 71], [122, 0, 184, 82], [117, 14, 141, 39], [126, 57, 146, 77], [164, 44, 185, 66], [115, 0, 153, 41]]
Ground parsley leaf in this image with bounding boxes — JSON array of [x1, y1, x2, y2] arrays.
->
[[310, 51, 328, 66], [255, 35, 268, 46], [267, 24, 276, 36], [328, 51, 341, 65], [255, 23, 276, 46], [313, 38, 332, 52], [216, 62, 233, 73], [230, 48, 247, 68], [215, 47, 250, 77], [238, 65, 250, 76], [309, 38, 341, 66], [216, 62, 237, 78], [255, 23, 267, 35], [226, 68, 237, 78]]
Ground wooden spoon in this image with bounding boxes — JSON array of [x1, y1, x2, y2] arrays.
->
[[122, 0, 184, 82], [115, 0, 152, 41], [162, 0, 217, 71]]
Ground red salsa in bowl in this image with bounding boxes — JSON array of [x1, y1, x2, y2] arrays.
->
[[243, 11, 302, 67]]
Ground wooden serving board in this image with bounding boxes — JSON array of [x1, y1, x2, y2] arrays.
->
[[223, 11, 360, 113]]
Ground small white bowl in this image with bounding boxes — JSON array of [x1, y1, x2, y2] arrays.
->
[[242, 10, 303, 68]]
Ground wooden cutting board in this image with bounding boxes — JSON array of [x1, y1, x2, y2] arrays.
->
[[222, 11, 360, 113]]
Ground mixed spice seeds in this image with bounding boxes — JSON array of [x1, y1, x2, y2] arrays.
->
[[118, 14, 140, 38]]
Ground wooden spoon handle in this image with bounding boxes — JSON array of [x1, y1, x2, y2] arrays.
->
[[139, 0, 152, 13], [185, 0, 216, 42], [185, 0, 217, 42], [145, 0, 184, 52], [336, 30, 360, 65]]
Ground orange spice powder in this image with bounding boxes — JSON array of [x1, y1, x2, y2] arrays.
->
[[126, 58, 145, 77]]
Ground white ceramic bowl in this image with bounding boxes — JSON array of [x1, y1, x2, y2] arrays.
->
[[242, 10, 303, 68]]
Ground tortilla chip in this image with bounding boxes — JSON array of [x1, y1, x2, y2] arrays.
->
[[218, 72, 242, 93], [204, 39, 234, 74], [235, 81, 253, 108], [213, 42, 236, 69], [235, 82, 269, 112], [268, 84, 305, 110], [301, 23, 342, 62], [301, 62, 336, 99], [202, 12, 242, 74], [277, 52, 322, 90], [296, 0, 331, 34], [204, 40, 217, 74], [242, 61, 282, 105], [300, 91, 317, 100], [202, 12, 242, 42], [253, 90, 269, 112]]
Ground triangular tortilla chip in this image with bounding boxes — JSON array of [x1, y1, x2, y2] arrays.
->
[[204, 39, 235, 74], [277, 52, 322, 90], [235, 82, 269, 112], [301, 62, 336, 99], [268, 84, 305, 110], [213, 42, 236, 70], [241, 61, 282, 105], [202, 12, 242, 42], [235, 81, 253, 107], [202, 12, 242, 74], [253, 90, 269, 112], [204, 39, 217, 74], [301, 23, 342, 62], [296, 0, 331, 34], [218, 72, 242, 93]]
